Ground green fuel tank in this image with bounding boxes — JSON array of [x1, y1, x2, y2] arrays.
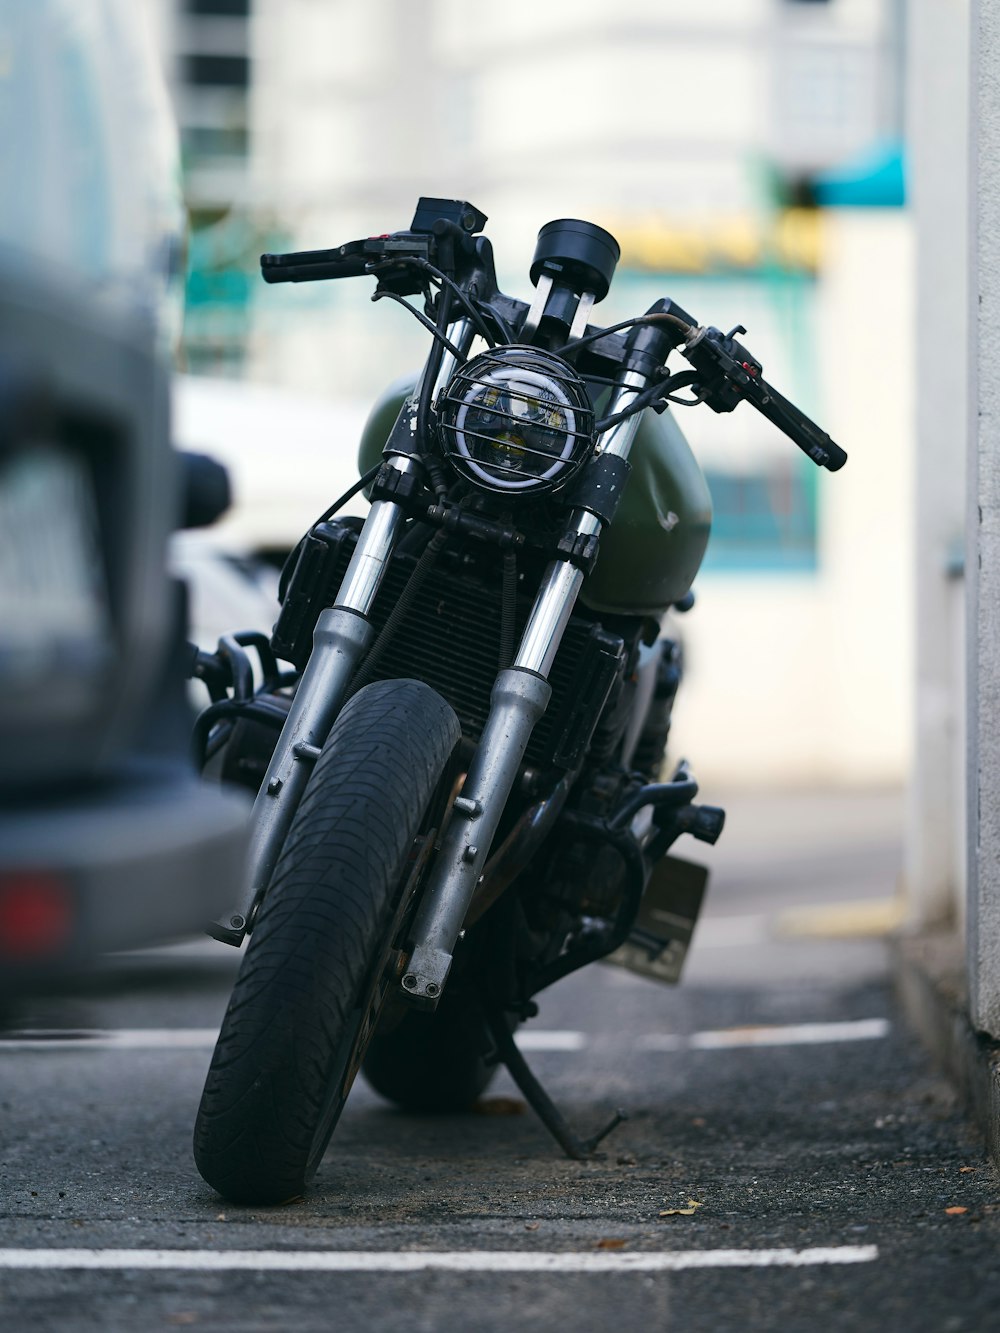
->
[[357, 376, 712, 619]]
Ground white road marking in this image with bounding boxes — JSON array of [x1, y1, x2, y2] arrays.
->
[[637, 1018, 891, 1051], [515, 1030, 587, 1052], [0, 1246, 879, 1273], [0, 1029, 582, 1053], [111, 939, 243, 961], [691, 1018, 891, 1049], [0, 1029, 221, 1051], [0, 1019, 890, 1053], [690, 914, 771, 948]]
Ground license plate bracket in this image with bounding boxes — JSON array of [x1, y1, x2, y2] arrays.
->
[[604, 854, 708, 986]]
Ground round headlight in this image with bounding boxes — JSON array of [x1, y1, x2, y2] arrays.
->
[[437, 346, 593, 495]]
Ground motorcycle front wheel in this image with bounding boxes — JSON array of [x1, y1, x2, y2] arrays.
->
[[193, 678, 461, 1205]]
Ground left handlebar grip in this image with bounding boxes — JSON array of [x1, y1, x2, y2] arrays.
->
[[260, 246, 370, 283]]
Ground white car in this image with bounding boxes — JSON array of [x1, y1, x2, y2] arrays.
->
[[171, 374, 371, 652]]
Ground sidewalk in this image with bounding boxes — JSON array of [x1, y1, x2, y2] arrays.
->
[[682, 784, 1000, 1174]]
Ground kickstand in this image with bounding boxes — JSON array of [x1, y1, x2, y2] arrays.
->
[[484, 1001, 626, 1160]]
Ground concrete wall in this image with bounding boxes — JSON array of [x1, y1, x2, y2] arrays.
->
[[969, 0, 1000, 1036], [905, 0, 970, 932]]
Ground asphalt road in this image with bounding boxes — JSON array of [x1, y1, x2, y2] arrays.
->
[[1, 788, 998, 1331]]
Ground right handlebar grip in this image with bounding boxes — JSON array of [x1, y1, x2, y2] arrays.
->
[[755, 380, 848, 472], [260, 246, 370, 283]]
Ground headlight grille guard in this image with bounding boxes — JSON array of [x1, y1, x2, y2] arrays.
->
[[436, 345, 594, 496]]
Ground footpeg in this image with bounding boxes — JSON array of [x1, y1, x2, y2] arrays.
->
[[680, 803, 725, 845], [649, 799, 725, 859]]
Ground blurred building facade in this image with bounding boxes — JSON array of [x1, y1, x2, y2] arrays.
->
[[148, 0, 913, 788], [244, 0, 905, 398]]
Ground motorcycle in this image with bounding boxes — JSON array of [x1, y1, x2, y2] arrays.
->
[[189, 197, 846, 1205]]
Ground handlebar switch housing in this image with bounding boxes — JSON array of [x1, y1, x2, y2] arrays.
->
[[410, 197, 487, 236], [682, 325, 758, 413]]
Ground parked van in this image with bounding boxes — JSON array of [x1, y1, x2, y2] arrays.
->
[[0, 0, 247, 987]]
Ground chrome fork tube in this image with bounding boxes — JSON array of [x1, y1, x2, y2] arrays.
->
[[334, 481, 414, 610], [403, 668, 552, 1002], [596, 367, 647, 460], [211, 319, 477, 942], [403, 370, 650, 1002], [427, 317, 476, 394], [210, 456, 420, 942], [514, 368, 647, 675], [513, 514, 596, 677]]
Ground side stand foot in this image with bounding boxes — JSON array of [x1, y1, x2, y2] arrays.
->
[[484, 1001, 626, 1160]]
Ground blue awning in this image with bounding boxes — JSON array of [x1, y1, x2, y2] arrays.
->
[[813, 139, 906, 207]]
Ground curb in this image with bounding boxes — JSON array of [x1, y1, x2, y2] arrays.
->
[[892, 930, 1000, 1169]]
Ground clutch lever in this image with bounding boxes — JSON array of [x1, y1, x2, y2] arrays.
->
[[681, 324, 848, 472], [261, 238, 373, 283], [261, 232, 433, 288]]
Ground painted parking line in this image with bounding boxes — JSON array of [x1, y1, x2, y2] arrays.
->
[[775, 898, 905, 939], [0, 1019, 890, 1053], [688, 914, 771, 948], [0, 1029, 582, 1052], [0, 1245, 879, 1273], [0, 1029, 221, 1051], [0, 1029, 587, 1053], [515, 1030, 587, 1052], [637, 1018, 891, 1052]]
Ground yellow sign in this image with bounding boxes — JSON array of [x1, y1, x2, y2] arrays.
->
[[602, 209, 823, 275]]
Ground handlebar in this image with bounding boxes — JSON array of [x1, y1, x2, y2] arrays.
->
[[681, 325, 847, 472], [259, 198, 847, 473]]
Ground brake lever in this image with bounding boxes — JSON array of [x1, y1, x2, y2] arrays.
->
[[681, 325, 847, 472]]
